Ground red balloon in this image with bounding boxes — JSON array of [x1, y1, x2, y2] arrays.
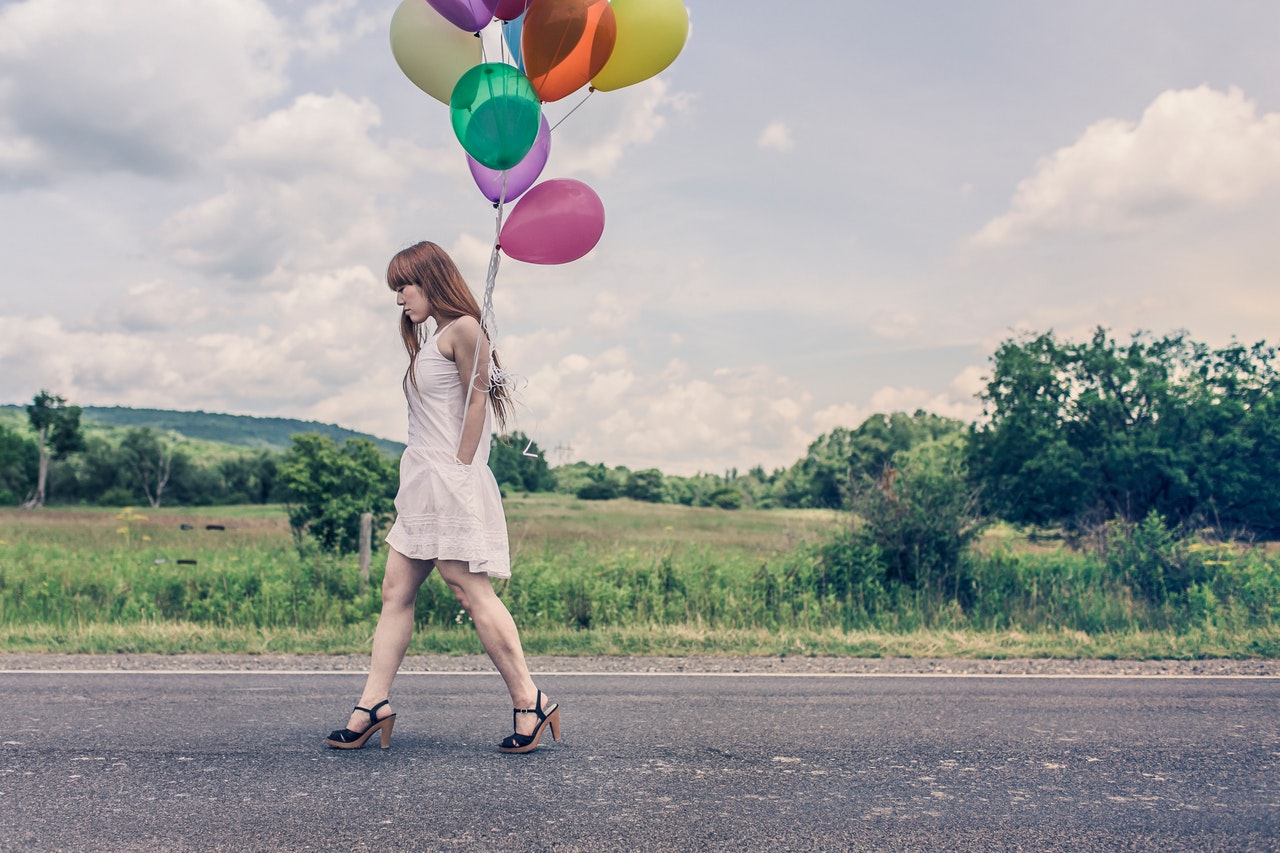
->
[[521, 0, 616, 102], [494, 0, 531, 20], [500, 179, 605, 264]]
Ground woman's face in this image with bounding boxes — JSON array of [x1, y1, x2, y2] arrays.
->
[[396, 283, 431, 325]]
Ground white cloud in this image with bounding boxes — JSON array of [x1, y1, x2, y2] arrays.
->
[[219, 92, 412, 183], [758, 121, 794, 152], [812, 366, 986, 438], [870, 311, 920, 340], [0, 0, 289, 182], [0, 265, 408, 438], [293, 0, 381, 58], [548, 78, 692, 178], [159, 93, 433, 280], [586, 290, 649, 336], [9, 3, 1276, 484], [98, 280, 213, 332], [497, 342, 868, 474], [502, 350, 815, 473], [972, 86, 1280, 247]]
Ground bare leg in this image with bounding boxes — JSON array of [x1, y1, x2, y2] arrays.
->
[[434, 559, 546, 736], [345, 548, 432, 731]]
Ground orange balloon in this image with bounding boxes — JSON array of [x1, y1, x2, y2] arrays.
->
[[522, 0, 616, 102]]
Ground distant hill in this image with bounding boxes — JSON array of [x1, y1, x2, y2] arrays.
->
[[0, 404, 405, 456]]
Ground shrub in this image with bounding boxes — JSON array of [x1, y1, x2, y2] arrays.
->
[[278, 434, 398, 554], [708, 487, 743, 510], [576, 481, 618, 501], [623, 469, 664, 502], [849, 437, 987, 603], [1100, 511, 1199, 605], [96, 486, 138, 507]]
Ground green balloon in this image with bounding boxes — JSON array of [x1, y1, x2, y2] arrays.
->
[[450, 63, 542, 172]]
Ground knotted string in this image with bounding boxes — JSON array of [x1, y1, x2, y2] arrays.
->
[[456, 172, 512, 462]]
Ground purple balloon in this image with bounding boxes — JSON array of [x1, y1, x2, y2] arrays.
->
[[500, 179, 605, 264], [494, 0, 530, 21], [468, 114, 550, 203], [426, 0, 499, 32]]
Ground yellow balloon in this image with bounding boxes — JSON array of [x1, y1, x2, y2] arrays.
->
[[590, 0, 689, 92], [389, 0, 482, 106]]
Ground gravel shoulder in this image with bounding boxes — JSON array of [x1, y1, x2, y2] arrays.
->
[[1, 653, 1276, 676]]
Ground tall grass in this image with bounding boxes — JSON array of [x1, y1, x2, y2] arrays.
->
[[0, 498, 1276, 657], [0, 507, 377, 633]]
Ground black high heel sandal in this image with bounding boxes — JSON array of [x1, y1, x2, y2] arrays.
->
[[326, 699, 396, 750], [499, 689, 561, 754]]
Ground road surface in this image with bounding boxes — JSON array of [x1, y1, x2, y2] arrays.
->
[[1, 668, 1277, 851]]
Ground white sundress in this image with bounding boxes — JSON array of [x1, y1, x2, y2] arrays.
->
[[384, 321, 511, 578]]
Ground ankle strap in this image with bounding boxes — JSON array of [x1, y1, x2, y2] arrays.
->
[[513, 689, 544, 715], [354, 699, 391, 721]]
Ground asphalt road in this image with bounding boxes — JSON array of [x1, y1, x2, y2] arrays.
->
[[1, 670, 1277, 852]]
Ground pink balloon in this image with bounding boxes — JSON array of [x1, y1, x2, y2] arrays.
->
[[467, 115, 551, 203], [494, 0, 531, 21], [426, 0, 499, 32], [500, 179, 605, 264]]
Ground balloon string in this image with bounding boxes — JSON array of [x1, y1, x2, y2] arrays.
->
[[483, 172, 507, 344], [457, 173, 508, 460], [496, 22, 509, 65], [550, 89, 594, 132]]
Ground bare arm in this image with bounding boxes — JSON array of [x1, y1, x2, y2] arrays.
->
[[440, 315, 491, 465]]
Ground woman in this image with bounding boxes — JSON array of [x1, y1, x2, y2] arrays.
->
[[326, 241, 559, 754]]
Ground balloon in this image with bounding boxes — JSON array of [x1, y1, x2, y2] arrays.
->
[[494, 0, 531, 21], [591, 0, 690, 92], [522, 0, 617, 102], [389, 0, 481, 105], [502, 14, 525, 71], [425, 0, 500, 32], [468, 114, 550, 203], [450, 63, 542, 170], [500, 179, 605, 264]]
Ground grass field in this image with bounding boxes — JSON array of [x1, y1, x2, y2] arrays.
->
[[0, 497, 1276, 659]]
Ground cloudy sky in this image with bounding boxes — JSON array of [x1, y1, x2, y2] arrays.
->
[[3, 1, 1280, 475]]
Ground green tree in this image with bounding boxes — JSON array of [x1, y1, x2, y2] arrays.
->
[[0, 423, 38, 505], [279, 434, 398, 553], [661, 472, 732, 507], [165, 454, 223, 506], [24, 390, 84, 507], [778, 427, 854, 509], [554, 461, 625, 499], [76, 434, 131, 504], [773, 411, 966, 509], [848, 411, 966, 482], [118, 427, 177, 508], [623, 468, 664, 502], [707, 485, 744, 510], [575, 464, 620, 501], [969, 329, 1280, 535], [488, 432, 554, 492], [216, 451, 280, 504]]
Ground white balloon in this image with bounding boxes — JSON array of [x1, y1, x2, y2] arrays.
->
[[389, 0, 482, 105]]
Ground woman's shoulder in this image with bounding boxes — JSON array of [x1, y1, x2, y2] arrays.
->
[[436, 314, 481, 359], [443, 314, 480, 333]]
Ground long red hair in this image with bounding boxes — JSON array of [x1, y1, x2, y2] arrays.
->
[[386, 241, 512, 430]]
